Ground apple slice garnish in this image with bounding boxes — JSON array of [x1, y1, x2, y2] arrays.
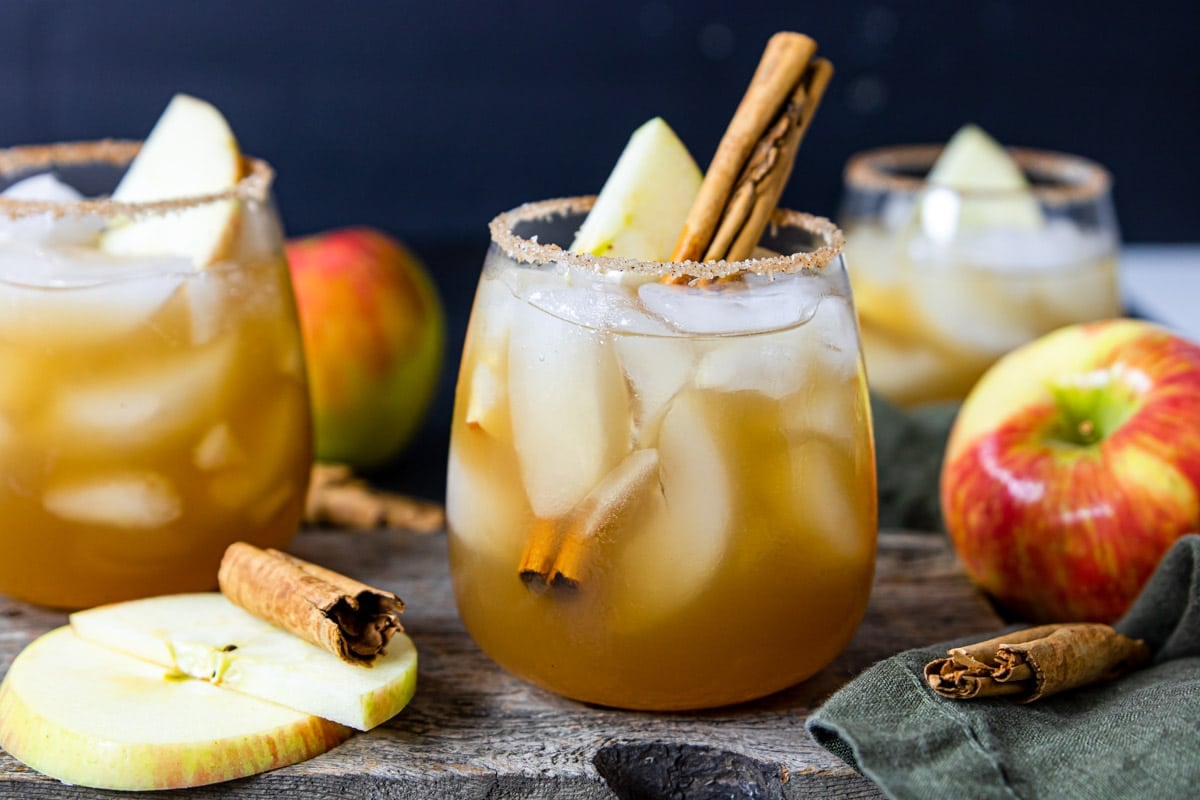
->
[[69, 592, 418, 731], [0, 626, 352, 791], [100, 94, 244, 267], [920, 123, 1043, 236], [570, 117, 702, 262]]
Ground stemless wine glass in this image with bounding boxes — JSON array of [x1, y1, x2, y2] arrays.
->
[[841, 145, 1121, 407], [0, 141, 311, 609], [447, 198, 877, 710]]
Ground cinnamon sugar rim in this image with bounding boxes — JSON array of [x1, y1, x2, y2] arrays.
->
[[0, 140, 273, 219], [845, 144, 1111, 205], [489, 197, 844, 279]]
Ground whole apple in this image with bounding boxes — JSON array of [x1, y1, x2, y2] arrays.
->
[[286, 228, 444, 468], [941, 319, 1200, 623]]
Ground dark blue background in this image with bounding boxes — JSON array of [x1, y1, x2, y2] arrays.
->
[[2, 1, 1195, 494]]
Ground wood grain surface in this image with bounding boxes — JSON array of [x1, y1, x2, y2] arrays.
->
[[0, 530, 1001, 799]]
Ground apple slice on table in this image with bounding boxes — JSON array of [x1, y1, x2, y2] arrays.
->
[[0, 626, 352, 791], [570, 117, 702, 263], [100, 93, 244, 267], [919, 123, 1043, 236], [70, 592, 418, 731]]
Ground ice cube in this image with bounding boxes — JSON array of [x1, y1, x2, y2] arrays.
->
[[615, 392, 728, 626], [907, 259, 1041, 356], [43, 472, 182, 529], [523, 266, 674, 337], [208, 388, 306, 511], [183, 269, 227, 345], [614, 334, 695, 444], [782, 373, 867, 451], [789, 437, 873, 562], [637, 276, 820, 335], [193, 422, 246, 471], [464, 360, 506, 435], [56, 338, 236, 446], [695, 295, 859, 398], [445, 441, 529, 561], [0, 173, 104, 245], [0, 242, 188, 346], [507, 298, 630, 519]]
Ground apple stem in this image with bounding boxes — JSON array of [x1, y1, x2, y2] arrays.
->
[[1047, 378, 1135, 448]]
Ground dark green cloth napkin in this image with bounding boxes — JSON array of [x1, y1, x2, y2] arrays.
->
[[871, 394, 958, 532], [807, 535, 1200, 800]]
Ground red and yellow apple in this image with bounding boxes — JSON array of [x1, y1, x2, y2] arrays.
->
[[941, 319, 1200, 623], [287, 228, 444, 468]]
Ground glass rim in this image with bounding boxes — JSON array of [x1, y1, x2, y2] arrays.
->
[[843, 143, 1111, 204], [488, 196, 845, 280], [0, 140, 274, 220]]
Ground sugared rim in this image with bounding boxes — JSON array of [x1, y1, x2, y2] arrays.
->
[[0, 140, 273, 219], [488, 196, 845, 279], [844, 144, 1111, 204]]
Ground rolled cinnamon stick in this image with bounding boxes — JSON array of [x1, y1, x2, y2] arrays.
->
[[218, 542, 405, 666], [306, 462, 445, 533], [924, 623, 1151, 702]]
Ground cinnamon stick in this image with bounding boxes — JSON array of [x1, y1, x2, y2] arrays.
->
[[924, 623, 1151, 702], [519, 449, 661, 592], [306, 462, 444, 533], [670, 32, 831, 273], [218, 542, 405, 666]]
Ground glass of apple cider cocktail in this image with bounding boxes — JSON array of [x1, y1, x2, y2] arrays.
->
[[0, 140, 310, 609], [841, 131, 1121, 407], [447, 198, 877, 710]]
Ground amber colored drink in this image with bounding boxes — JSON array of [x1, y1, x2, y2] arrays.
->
[[0, 143, 310, 609], [447, 200, 877, 710]]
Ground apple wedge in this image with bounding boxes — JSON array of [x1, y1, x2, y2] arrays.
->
[[0, 626, 352, 791], [921, 123, 1043, 235], [100, 94, 244, 267], [70, 593, 418, 731], [570, 117, 702, 261]]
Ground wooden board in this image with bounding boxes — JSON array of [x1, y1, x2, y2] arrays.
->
[[0, 530, 1001, 799]]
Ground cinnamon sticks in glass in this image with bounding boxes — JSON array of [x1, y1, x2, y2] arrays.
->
[[924, 623, 1151, 703], [671, 31, 832, 268], [218, 542, 405, 666]]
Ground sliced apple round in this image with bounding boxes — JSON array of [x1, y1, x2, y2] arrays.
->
[[0, 626, 352, 791], [920, 123, 1043, 236], [100, 94, 244, 267], [70, 592, 418, 731], [570, 117, 702, 262]]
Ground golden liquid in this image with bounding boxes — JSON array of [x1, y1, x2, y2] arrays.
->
[[0, 252, 310, 609], [845, 224, 1122, 406], [447, 274, 877, 710]]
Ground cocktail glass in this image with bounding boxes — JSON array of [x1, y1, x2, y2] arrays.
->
[[841, 145, 1121, 406], [0, 141, 311, 609], [447, 198, 877, 710]]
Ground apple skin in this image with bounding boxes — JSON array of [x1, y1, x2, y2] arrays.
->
[[287, 228, 445, 468], [941, 319, 1200, 623]]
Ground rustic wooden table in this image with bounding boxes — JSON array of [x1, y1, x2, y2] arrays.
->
[[0, 529, 1001, 799]]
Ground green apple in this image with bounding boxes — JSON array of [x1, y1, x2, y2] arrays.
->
[[941, 319, 1200, 622], [570, 117, 702, 261], [921, 124, 1043, 235], [0, 626, 352, 791], [100, 94, 244, 267], [286, 227, 445, 468], [70, 593, 418, 730]]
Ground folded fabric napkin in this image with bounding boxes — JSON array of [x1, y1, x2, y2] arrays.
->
[[870, 394, 957, 533], [807, 535, 1200, 800]]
